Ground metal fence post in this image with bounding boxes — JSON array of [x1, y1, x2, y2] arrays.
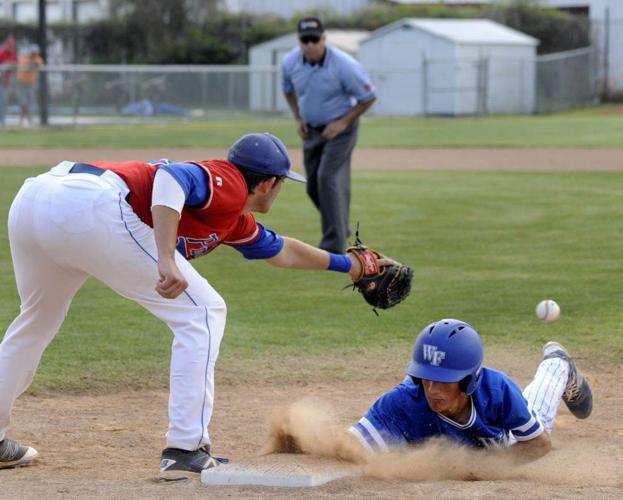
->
[[421, 53, 428, 116], [38, 0, 49, 126], [228, 71, 234, 111], [602, 6, 610, 99], [201, 71, 207, 115], [477, 57, 489, 116]]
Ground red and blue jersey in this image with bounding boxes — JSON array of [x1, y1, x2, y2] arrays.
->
[[350, 367, 544, 452], [90, 159, 282, 260]]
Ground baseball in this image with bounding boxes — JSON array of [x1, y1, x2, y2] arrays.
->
[[536, 299, 560, 323]]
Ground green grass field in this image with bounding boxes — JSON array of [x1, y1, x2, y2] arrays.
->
[[0, 106, 622, 149], [0, 166, 621, 393]]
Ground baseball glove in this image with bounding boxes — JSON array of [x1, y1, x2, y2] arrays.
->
[[346, 236, 413, 312]]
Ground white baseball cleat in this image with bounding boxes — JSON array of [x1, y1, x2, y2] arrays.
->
[[0, 438, 38, 469]]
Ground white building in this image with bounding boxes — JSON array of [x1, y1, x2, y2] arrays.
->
[[0, 0, 108, 23], [248, 30, 369, 112], [357, 18, 538, 116]]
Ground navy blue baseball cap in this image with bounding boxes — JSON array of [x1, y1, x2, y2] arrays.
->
[[228, 132, 306, 183], [297, 17, 324, 37]]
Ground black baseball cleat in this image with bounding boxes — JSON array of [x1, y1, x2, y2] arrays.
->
[[0, 438, 38, 469], [159, 446, 229, 481], [543, 341, 593, 419]]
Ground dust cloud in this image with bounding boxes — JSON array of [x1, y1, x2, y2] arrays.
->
[[264, 397, 621, 487]]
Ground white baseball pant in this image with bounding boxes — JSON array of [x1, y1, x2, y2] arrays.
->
[[0, 162, 226, 450], [523, 356, 569, 434]]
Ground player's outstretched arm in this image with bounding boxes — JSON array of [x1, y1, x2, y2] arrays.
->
[[265, 237, 362, 281], [504, 431, 551, 463]]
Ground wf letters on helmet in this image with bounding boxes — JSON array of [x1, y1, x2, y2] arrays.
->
[[423, 344, 446, 366]]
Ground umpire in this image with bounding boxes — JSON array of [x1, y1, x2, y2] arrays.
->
[[282, 17, 376, 253]]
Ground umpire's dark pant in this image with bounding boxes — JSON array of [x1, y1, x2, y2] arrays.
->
[[303, 120, 359, 254]]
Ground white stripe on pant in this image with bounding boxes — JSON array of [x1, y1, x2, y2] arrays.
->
[[0, 163, 226, 450], [523, 357, 569, 433]]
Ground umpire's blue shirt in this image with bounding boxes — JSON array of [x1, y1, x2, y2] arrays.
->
[[281, 45, 376, 127]]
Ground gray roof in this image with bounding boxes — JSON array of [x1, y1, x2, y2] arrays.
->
[[362, 18, 539, 46]]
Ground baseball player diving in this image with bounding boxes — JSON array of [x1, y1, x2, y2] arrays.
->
[[349, 318, 593, 461], [0, 132, 408, 480]]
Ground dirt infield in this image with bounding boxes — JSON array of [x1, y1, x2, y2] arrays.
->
[[1, 347, 622, 499], [1, 148, 621, 498], [2, 147, 623, 170]]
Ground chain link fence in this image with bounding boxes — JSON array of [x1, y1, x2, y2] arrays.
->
[[0, 48, 604, 125], [43, 64, 255, 123], [535, 47, 599, 114], [590, 18, 623, 100]]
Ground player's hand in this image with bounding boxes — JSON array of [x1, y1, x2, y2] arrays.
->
[[296, 119, 309, 139], [347, 252, 363, 281], [347, 253, 397, 281], [156, 258, 188, 299], [378, 256, 399, 267], [322, 119, 348, 140]]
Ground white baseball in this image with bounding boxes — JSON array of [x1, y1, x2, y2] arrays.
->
[[536, 299, 560, 323]]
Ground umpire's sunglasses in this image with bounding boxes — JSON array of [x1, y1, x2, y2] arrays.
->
[[299, 35, 321, 45]]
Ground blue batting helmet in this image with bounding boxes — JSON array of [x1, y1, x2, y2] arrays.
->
[[227, 132, 306, 182], [406, 319, 483, 395]]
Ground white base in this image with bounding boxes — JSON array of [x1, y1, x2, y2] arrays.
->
[[201, 454, 359, 488]]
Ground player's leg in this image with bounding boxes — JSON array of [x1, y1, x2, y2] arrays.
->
[[0, 86, 6, 126], [54, 187, 228, 475], [17, 85, 25, 126], [523, 342, 592, 433], [0, 257, 86, 458], [316, 121, 359, 253], [0, 176, 89, 466], [90, 209, 226, 478], [302, 128, 324, 211], [522, 355, 568, 433], [24, 86, 34, 126], [22, 167, 228, 478]]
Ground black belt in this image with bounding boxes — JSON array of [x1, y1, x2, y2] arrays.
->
[[69, 163, 106, 176], [307, 123, 326, 132]]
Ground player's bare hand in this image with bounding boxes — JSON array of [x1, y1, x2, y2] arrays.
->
[[156, 259, 188, 299], [296, 119, 309, 139], [322, 119, 348, 140]]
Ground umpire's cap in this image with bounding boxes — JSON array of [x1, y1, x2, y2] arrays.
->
[[228, 133, 306, 183], [407, 319, 483, 395], [297, 17, 324, 37]]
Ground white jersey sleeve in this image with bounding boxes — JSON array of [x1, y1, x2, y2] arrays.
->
[[151, 168, 185, 216]]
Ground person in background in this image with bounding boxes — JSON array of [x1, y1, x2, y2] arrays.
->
[[281, 16, 376, 253], [16, 44, 43, 128], [0, 38, 18, 127]]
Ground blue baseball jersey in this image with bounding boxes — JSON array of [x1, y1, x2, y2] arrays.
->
[[350, 367, 544, 452]]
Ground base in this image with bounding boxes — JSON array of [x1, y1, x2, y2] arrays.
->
[[201, 454, 359, 488]]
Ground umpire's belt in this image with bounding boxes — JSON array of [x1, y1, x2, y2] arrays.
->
[[69, 163, 106, 176], [307, 123, 326, 132]]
